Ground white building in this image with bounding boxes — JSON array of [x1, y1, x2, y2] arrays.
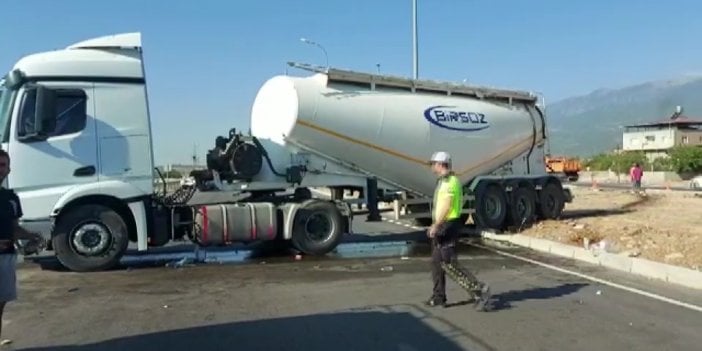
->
[[622, 108, 702, 159]]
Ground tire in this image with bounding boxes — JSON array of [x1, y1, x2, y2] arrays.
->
[[473, 182, 508, 230], [507, 184, 537, 228], [291, 200, 344, 256], [52, 204, 129, 272], [537, 182, 565, 220]]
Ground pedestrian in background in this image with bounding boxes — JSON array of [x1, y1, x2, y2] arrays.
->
[[629, 163, 643, 193]]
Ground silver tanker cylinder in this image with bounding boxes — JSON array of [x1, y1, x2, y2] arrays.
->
[[249, 65, 547, 198]]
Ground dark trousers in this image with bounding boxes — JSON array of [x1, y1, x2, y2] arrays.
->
[[432, 241, 457, 301], [431, 220, 479, 301]]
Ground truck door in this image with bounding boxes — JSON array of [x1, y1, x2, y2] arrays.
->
[[7, 82, 98, 220]]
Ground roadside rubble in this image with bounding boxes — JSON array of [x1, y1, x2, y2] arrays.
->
[[523, 187, 702, 271]]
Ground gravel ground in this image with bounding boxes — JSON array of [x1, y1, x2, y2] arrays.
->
[[522, 186, 702, 270]]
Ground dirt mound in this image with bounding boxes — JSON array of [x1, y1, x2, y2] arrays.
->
[[522, 188, 702, 270]]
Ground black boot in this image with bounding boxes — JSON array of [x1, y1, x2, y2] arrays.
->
[[424, 296, 446, 307]]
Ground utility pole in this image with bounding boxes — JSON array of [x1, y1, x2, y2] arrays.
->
[[412, 0, 418, 80], [192, 143, 197, 168]]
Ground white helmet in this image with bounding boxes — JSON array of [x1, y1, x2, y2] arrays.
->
[[429, 151, 451, 165]]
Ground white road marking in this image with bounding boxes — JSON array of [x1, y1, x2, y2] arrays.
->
[[380, 216, 702, 313], [471, 242, 702, 313]]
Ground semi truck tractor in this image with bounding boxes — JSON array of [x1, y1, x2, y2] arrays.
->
[[0, 32, 572, 272]]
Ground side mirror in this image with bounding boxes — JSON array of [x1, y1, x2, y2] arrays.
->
[[35, 85, 57, 136], [18, 85, 57, 142], [4, 69, 24, 89]]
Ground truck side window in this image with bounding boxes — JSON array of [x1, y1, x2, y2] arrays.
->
[[18, 88, 87, 138]]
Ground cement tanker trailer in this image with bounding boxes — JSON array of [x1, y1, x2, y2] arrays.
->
[[4, 32, 571, 272], [234, 62, 572, 231]]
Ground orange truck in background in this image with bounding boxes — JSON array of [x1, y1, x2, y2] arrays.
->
[[545, 156, 582, 182]]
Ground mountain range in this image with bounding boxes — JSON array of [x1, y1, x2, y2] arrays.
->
[[544, 75, 702, 158]]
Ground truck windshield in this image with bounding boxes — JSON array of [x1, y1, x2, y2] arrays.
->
[[0, 79, 16, 143]]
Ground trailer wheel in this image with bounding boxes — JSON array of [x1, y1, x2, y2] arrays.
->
[[474, 182, 508, 230], [52, 204, 129, 272], [507, 184, 537, 229], [537, 182, 565, 220], [291, 200, 344, 256]]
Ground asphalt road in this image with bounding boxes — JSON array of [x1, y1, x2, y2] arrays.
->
[[6, 215, 702, 351]]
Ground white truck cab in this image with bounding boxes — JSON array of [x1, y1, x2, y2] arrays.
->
[[0, 33, 356, 272], [1, 33, 156, 269]]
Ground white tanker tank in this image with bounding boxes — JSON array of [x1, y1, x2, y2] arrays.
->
[[244, 63, 571, 231], [250, 63, 548, 197]]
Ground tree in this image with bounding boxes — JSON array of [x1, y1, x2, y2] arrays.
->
[[611, 151, 646, 174], [669, 146, 702, 174], [650, 157, 673, 172], [584, 153, 615, 171]]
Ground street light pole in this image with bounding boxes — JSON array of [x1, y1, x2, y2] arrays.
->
[[300, 38, 329, 70], [412, 0, 418, 80]]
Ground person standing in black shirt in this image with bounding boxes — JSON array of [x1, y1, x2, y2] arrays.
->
[[0, 149, 42, 346]]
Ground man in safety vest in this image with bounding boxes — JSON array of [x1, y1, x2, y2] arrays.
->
[[425, 151, 490, 310]]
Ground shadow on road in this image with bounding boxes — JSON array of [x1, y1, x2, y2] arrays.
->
[[560, 193, 652, 220], [443, 283, 589, 311], [561, 208, 635, 220], [485, 283, 589, 311], [16, 310, 470, 351]]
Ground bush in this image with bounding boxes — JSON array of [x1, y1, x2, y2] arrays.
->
[[584, 146, 702, 174], [650, 157, 674, 172], [668, 146, 702, 173], [584, 151, 646, 173]]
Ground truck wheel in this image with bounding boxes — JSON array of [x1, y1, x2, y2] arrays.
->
[[507, 184, 537, 229], [537, 182, 565, 220], [52, 204, 129, 272], [291, 200, 344, 256], [474, 182, 508, 230]]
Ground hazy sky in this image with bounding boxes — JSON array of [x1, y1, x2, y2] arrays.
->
[[2, 0, 701, 164]]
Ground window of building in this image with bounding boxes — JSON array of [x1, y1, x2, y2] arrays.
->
[[682, 136, 689, 144]]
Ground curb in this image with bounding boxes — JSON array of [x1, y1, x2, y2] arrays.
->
[[480, 231, 702, 291]]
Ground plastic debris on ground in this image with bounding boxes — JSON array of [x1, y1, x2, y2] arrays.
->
[[166, 257, 195, 268]]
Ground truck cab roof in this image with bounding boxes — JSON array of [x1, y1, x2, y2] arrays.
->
[[11, 32, 144, 81]]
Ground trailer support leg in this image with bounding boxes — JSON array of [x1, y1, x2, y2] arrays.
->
[[330, 187, 344, 201], [366, 177, 381, 222]]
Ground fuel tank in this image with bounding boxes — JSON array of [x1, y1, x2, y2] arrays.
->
[[194, 203, 278, 245]]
